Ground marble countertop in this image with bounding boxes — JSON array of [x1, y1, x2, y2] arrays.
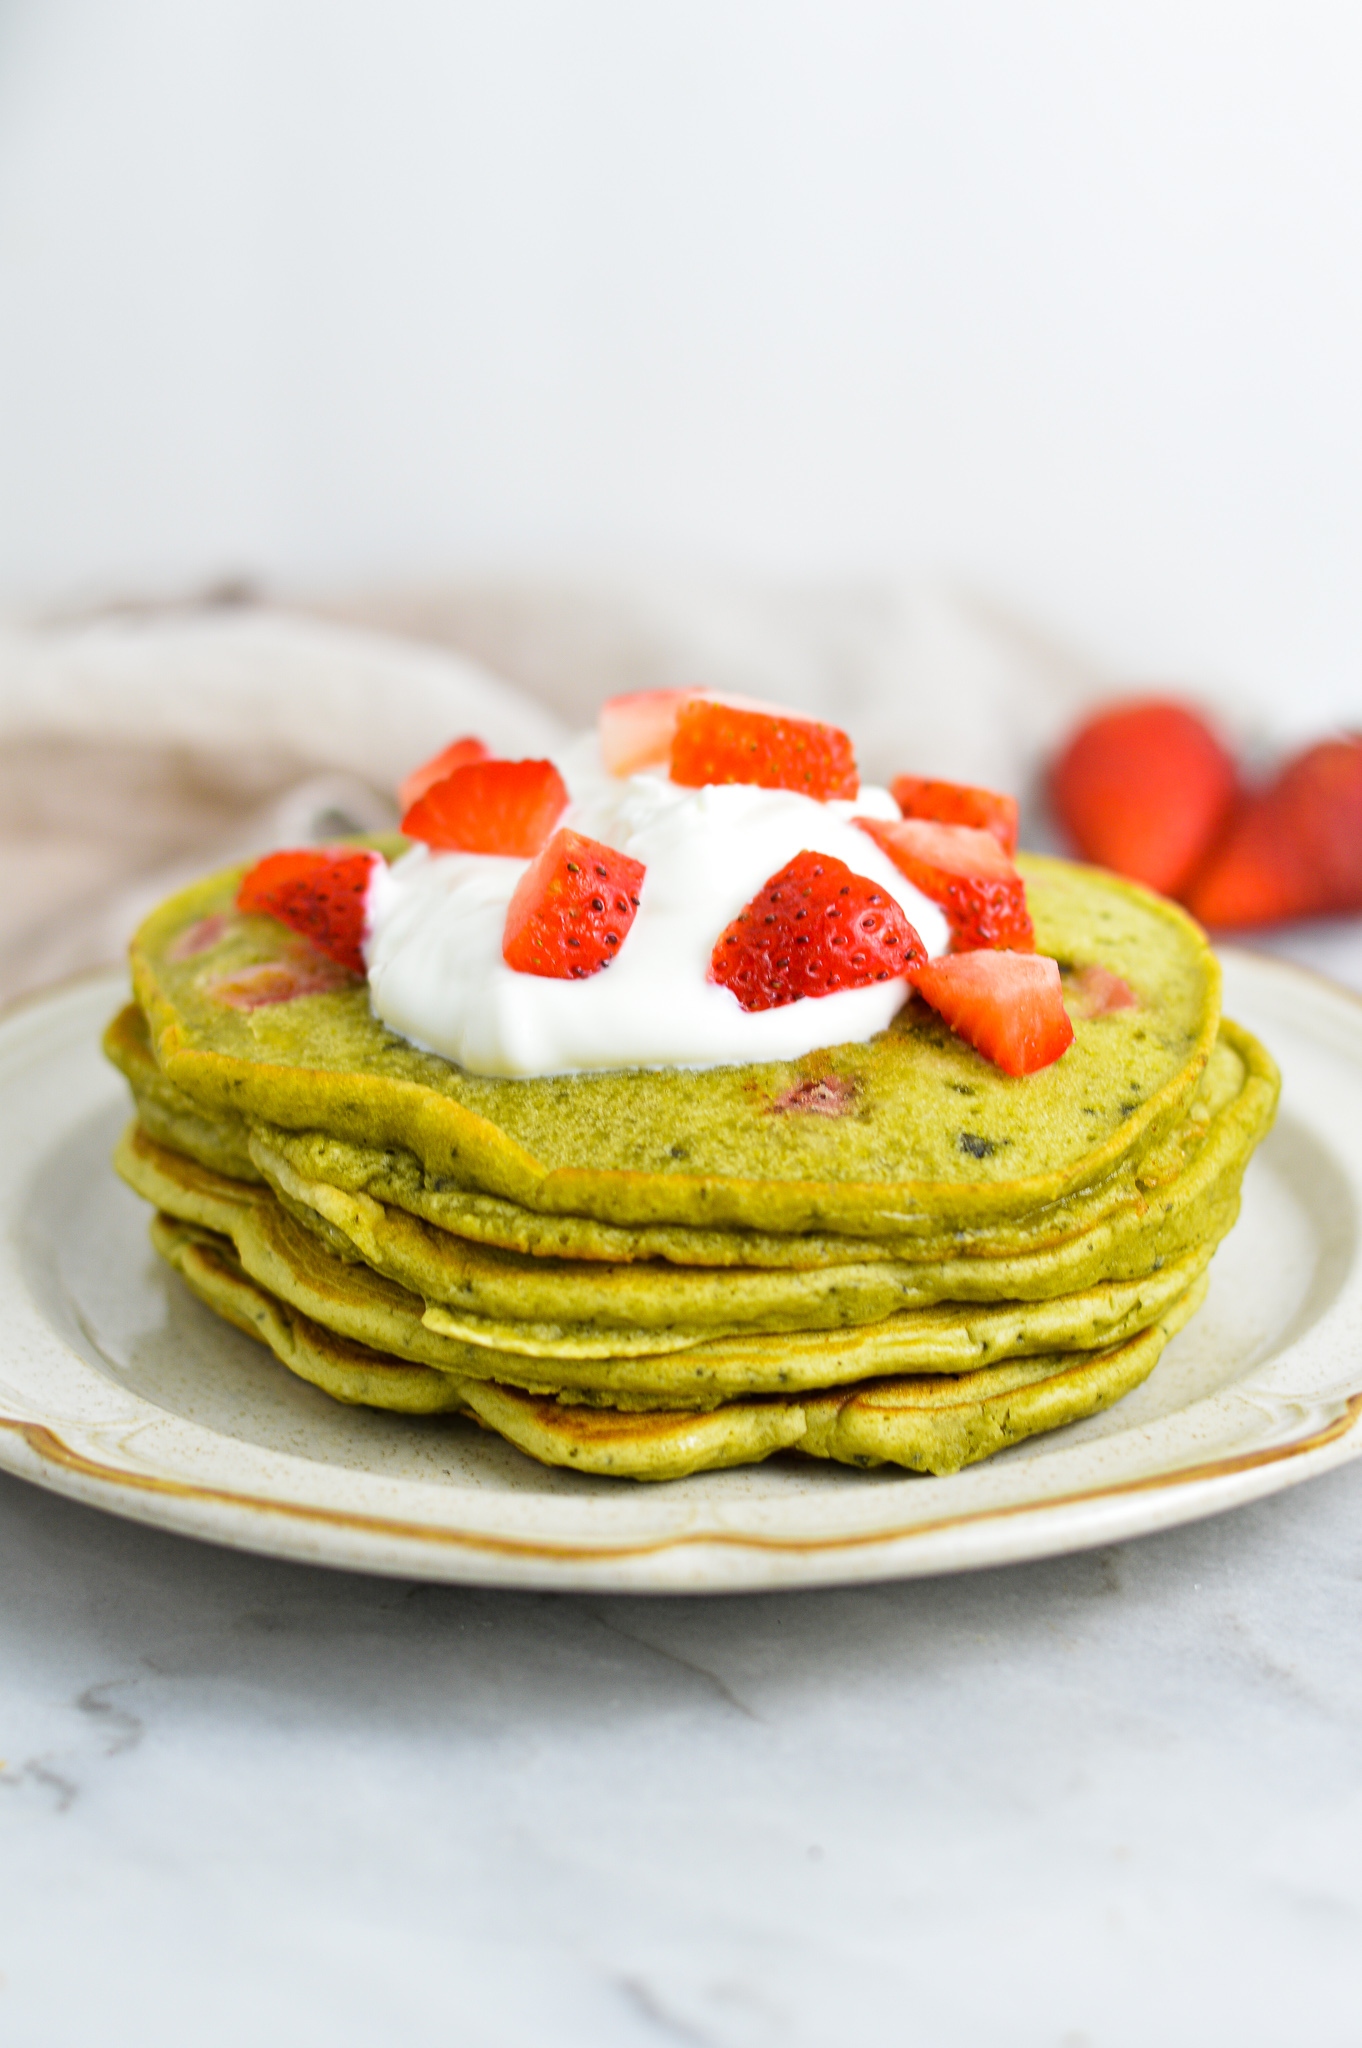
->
[[2, 1454, 1360, 2048]]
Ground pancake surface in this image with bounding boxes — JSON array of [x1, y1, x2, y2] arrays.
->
[[128, 852, 1221, 1233]]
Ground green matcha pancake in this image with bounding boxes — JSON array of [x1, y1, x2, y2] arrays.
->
[[105, 1001, 1265, 1272], [108, 834, 1279, 1482], [120, 1121, 1230, 1401], [113, 1007, 1270, 1364], [126, 853, 1222, 1235], [149, 1206, 1207, 1480]]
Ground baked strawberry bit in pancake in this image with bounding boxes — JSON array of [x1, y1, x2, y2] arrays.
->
[[236, 848, 379, 976]]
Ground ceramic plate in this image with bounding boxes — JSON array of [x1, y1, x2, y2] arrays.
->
[[1, 955, 1359, 1591]]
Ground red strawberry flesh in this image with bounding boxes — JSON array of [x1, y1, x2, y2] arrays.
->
[[502, 830, 645, 979], [398, 736, 490, 812], [910, 951, 1074, 1077], [890, 775, 1019, 855], [1050, 698, 1238, 897], [855, 815, 1034, 953], [167, 913, 229, 962], [402, 758, 568, 858], [598, 690, 693, 776], [1069, 963, 1139, 1018], [235, 848, 379, 976], [710, 850, 925, 1012], [598, 689, 799, 778], [206, 953, 357, 1009], [1187, 735, 1362, 929], [671, 701, 859, 801]]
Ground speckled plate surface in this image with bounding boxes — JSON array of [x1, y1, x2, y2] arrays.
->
[[1, 956, 1359, 1591]]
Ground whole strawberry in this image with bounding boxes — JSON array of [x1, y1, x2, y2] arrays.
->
[[710, 850, 926, 1012], [1188, 735, 1362, 928], [1050, 698, 1238, 897]]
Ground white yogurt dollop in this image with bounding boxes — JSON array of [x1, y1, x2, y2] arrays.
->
[[364, 734, 951, 1077]]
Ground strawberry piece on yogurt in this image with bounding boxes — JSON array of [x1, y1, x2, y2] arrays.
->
[[502, 830, 645, 979], [910, 951, 1074, 1077], [710, 850, 925, 1012], [890, 775, 1019, 856], [236, 848, 380, 976], [598, 688, 804, 778], [402, 758, 568, 858], [598, 691, 695, 776], [855, 816, 1034, 953], [671, 701, 859, 801], [398, 736, 490, 813]]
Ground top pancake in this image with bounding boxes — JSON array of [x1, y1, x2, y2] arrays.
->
[[129, 848, 1220, 1236]]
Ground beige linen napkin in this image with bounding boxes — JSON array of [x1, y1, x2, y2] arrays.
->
[[0, 603, 565, 1002]]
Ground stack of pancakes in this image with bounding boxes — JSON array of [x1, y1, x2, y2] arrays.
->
[[106, 850, 1278, 1481]]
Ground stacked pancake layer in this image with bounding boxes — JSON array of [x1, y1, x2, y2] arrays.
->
[[106, 852, 1279, 1481]]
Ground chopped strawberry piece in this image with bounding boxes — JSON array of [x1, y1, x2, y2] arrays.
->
[[502, 830, 645, 979], [1050, 698, 1238, 897], [910, 952, 1074, 1077], [855, 816, 1034, 953], [398, 735, 490, 812], [598, 688, 800, 778], [402, 758, 568, 857], [710, 850, 925, 1012], [599, 690, 694, 776], [1187, 736, 1362, 929], [890, 775, 1019, 855], [1069, 962, 1139, 1017], [671, 701, 859, 801], [235, 848, 380, 975]]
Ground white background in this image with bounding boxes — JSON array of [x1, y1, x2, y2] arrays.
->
[[2, 1, 1361, 724]]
